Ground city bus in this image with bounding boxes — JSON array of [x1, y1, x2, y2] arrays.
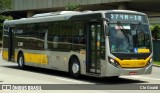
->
[[2, 10, 153, 78]]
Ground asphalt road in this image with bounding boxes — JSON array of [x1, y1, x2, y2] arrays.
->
[[0, 53, 160, 93]]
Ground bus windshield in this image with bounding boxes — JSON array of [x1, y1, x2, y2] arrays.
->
[[108, 23, 151, 53]]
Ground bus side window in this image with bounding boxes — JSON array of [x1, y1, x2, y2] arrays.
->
[[44, 29, 48, 50], [79, 34, 86, 44], [53, 36, 59, 48], [73, 36, 79, 44]]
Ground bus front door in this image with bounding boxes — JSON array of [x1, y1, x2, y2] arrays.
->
[[87, 22, 102, 74]]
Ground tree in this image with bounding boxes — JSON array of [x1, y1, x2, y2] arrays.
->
[[65, 3, 80, 11], [0, 0, 12, 28], [0, 0, 11, 14], [0, 0, 12, 44], [152, 26, 160, 40]]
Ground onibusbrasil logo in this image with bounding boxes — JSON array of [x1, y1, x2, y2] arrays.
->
[[2, 85, 42, 90]]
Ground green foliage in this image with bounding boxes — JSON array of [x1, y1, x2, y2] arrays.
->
[[0, 15, 12, 29], [0, 0, 11, 13], [150, 25, 160, 40], [150, 25, 160, 31], [0, 0, 12, 41], [0, 15, 12, 20], [65, 3, 80, 11], [154, 61, 160, 66], [150, 25, 155, 31]]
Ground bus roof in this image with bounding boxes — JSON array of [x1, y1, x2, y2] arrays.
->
[[4, 10, 146, 25]]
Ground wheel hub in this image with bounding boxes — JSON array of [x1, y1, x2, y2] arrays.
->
[[19, 57, 23, 67], [72, 63, 79, 74]]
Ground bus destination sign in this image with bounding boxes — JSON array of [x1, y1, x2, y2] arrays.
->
[[106, 13, 146, 22]]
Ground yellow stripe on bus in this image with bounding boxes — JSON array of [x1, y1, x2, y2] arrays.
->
[[2, 51, 48, 64], [2, 51, 8, 60], [15, 52, 18, 62], [24, 53, 48, 64], [115, 57, 150, 68]]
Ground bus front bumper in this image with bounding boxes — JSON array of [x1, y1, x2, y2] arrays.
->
[[103, 62, 153, 77]]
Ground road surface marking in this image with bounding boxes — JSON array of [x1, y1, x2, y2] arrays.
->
[[55, 77, 90, 84], [132, 76, 160, 81], [123, 76, 160, 81]]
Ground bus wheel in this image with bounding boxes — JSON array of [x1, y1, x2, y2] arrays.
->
[[109, 76, 119, 79], [69, 57, 81, 78], [18, 53, 25, 69]]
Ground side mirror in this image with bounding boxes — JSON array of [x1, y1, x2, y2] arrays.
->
[[105, 25, 110, 36]]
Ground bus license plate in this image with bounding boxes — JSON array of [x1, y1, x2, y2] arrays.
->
[[129, 72, 137, 75]]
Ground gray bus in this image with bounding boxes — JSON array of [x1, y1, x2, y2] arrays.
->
[[2, 10, 153, 78]]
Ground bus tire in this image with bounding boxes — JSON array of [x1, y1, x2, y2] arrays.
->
[[69, 57, 81, 78], [17, 53, 25, 69], [110, 76, 119, 79]]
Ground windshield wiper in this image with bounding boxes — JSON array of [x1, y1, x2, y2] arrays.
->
[[135, 22, 144, 47], [116, 21, 130, 46], [135, 22, 142, 31]]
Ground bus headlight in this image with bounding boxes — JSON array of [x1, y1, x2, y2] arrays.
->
[[150, 58, 153, 63], [108, 57, 120, 68], [146, 58, 152, 66]]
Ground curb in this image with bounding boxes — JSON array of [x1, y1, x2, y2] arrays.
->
[[153, 64, 160, 67]]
